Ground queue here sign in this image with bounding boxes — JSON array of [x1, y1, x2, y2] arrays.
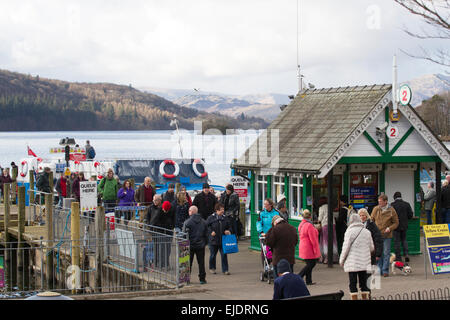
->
[[80, 181, 98, 213], [230, 176, 248, 203], [423, 224, 450, 275]]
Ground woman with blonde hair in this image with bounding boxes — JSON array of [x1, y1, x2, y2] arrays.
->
[[175, 190, 190, 232], [358, 208, 383, 269], [340, 213, 374, 300]]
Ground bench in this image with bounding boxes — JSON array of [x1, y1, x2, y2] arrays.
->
[[283, 290, 344, 301]]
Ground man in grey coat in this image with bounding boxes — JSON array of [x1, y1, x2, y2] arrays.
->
[[424, 182, 436, 225]]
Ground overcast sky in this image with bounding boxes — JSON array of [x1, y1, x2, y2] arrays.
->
[[0, 0, 446, 95]]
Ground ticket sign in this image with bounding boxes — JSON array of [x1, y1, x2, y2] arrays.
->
[[424, 224, 450, 275], [80, 181, 97, 213], [231, 176, 248, 202]]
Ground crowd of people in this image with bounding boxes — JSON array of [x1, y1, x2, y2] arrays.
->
[[266, 175, 450, 300], [4, 160, 450, 299], [47, 171, 243, 285]]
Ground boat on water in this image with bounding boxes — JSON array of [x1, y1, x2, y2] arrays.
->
[[16, 139, 225, 196]]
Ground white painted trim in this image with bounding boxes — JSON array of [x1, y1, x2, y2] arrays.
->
[[318, 90, 392, 178]]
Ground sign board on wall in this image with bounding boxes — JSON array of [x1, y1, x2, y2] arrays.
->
[[231, 176, 248, 202], [80, 181, 97, 212], [423, 224, 450, 275]]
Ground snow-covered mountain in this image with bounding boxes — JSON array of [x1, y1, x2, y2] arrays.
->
[[402, 73, 450, 106], [138, 73, 449, 122], [139, 87, 290, 121]]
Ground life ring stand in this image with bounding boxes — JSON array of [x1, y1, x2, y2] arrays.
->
[[74, 160, 83, 173], [94, 161, 105, 179], [159, 159, 179, 179], [20, 160, 28, 177], [192, 159, 208, 178]]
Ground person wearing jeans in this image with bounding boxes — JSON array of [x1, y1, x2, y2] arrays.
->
[[391, 192, 413, 262], [206, 203, 232, 275], [183, 205, 208, 284], [371, 194, 399, 277]]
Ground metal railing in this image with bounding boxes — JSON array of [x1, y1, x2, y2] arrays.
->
[[0, 232, 190, 298], [1, 193, 191, 298], [373, 287, 450, 300]]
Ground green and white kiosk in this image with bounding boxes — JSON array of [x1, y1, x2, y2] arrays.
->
[[232, 84, 450, 262]]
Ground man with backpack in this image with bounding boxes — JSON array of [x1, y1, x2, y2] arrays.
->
[[85, 140, 96, 160]]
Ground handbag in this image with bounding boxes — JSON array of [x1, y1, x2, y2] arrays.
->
[[222, 234, 239, 254]]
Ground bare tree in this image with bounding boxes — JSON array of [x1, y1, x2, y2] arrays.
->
[[394, 0, 450, 68]]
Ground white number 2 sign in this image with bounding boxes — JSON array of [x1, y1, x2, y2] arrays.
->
[[387, 125, 399, 139], [398, 85, 412, 106]]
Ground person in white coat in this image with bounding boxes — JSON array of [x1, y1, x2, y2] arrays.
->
[[339, 214, 374, 300]]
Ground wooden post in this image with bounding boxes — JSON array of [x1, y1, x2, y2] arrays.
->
[[95, 206, 105, 292], [3, 183, 11, 289], [45, 193, 54, 289], [71, 201, 80, 294], [17, 186, 25, 290], [3, 184, 10, 243], [49, 171, 54, 193]]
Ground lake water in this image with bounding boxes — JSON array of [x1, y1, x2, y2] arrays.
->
[[0, 130, 448, 187], [0, 130, 260, 187]]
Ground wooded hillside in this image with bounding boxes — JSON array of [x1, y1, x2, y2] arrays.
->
[[0, 69, 268, 132]]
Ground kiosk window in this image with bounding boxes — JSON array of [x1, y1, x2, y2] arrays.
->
[[256, 175, 267, 212]]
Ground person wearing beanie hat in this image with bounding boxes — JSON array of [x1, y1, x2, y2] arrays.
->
[[390, 191, 413, 263], [193, 182, 218, 220], [162, 200, 171, 212], [266, 213, 298, 279], [163, 183, 176, 204], [273, 259, 310, 300], [220, 183, 241, 239]]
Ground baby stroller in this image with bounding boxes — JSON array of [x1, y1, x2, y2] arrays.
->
[[259, 236, 274, 284]]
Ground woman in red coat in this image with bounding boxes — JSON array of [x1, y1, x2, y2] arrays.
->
[[298, 209, 321, 285]]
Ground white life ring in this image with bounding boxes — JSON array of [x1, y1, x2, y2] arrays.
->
[[192, 159, 208, 178], [159, 159, 179, 179], [20, 160, 28, 177]]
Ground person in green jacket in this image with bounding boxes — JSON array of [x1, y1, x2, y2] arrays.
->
[[98, 168, 119, 212]]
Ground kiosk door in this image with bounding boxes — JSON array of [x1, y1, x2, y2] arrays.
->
[[385, 170, 414, 208]]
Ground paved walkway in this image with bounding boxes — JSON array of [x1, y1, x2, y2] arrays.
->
[[132, 235, 450, 300]]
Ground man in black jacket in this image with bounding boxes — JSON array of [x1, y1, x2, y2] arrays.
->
[[183, 205, 208, 284], [193, 183, 217, 221], [390, 192, 414, 262], [206, 203, 232, 275], [220, 184, 241, 237]]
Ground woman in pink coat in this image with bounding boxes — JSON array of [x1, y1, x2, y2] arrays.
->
[[298, 209, 321, 285]]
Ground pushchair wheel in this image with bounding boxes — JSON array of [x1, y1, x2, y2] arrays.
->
[[267, 273, 272, 284], [260, 271, 265, 282]]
